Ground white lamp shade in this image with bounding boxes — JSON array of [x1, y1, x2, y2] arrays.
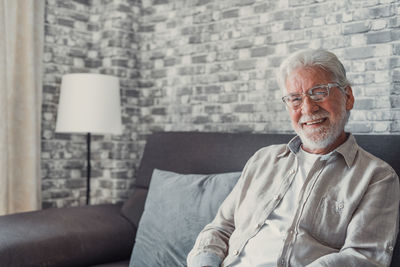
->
[[55, 73, 123, 135]]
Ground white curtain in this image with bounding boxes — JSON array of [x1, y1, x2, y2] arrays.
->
[[0, 0, 44, 215]]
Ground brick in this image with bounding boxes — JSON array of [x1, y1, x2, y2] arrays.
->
[[366, 110, 392, 121], [392, 70, 400, 82], [151, 69, 166, 78], [343, 47, 374, 59], [354, 98, 374, 109], [51, 191, 71, 199], [193, 13, 213, 24], [204, 85, 222, 94], [70, 12, 89, 22], [231, 125, 254, 132], [112, 59, 128, 67], [254, 2, 275, 13], [192, 55, 207, 64], [232, 39, 253, 49], [289, 0, 317, 7], [154, 0, 168, 4], [236, 0, 256, 6], [151, 107, 166, 115], [222, 9, 239, 19], [234, 104, 254, 113], [193, 116, 210, 124], [389, 17, 400, 28], [391, 29, 400, 41], [164, 58, 176, 66], [390, 121, 400, 132], [196, 0, 213, 6], [220, 114, 238, 123], [111, 171, 128, 179], [189, 35, 202, 44], [139, 24, 154, 32], [58, 18, 74, 28], [251, 46, 275, 57], [73, 0, 90, 5], [218, 73, 238, 82], [233, 59, 256, 71], [68, 48, 86, 57], [371, 19, 387, 31], [342, 21, 370, 34], [365, 58, 389, 70], [219, 94, 239, 103], [366, 31, 391, 44], [177, 87, 193, 96], [205, 105, 221, 114], [373, 122, 390, 132], [150, 51, 165, 59], [369, 6, 394, 18], [347, 122, 373, 133], [66, 179, 85, 189], [390, 95, 400, 108]]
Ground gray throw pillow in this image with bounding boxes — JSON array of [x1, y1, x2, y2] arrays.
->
[[129, 169, 241, 267]]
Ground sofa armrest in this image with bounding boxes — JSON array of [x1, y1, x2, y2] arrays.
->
[[0, 204, 136, 267]]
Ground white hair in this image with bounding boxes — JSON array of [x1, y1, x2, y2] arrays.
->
[[277, 49, 350, 94]]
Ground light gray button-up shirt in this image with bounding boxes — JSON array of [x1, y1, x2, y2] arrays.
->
[[187, 134, 400, 267]]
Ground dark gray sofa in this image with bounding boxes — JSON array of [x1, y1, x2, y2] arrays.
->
[[0, 132, 399, 267]]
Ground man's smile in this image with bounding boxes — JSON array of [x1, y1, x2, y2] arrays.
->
[[301, 117, 327, 126]]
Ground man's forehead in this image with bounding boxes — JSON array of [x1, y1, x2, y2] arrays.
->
[[285, 66, 333, 90]]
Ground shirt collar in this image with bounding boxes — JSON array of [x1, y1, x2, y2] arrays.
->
[[278, 133, 358, 167], [277, 136, 301, 158], [335, 133, 358, 167]]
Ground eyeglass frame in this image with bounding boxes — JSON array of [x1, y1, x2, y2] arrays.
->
[[281, 82, 345, 109]]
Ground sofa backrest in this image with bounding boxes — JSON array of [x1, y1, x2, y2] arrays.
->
[[121, 131, 400, 266]]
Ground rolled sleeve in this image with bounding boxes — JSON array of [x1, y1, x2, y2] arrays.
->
[[187, 251, 223, 267]]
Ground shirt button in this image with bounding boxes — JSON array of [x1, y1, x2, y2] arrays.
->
[[274, 194, 280, 200], [233, 249, 239, 256], [289, 169, 295, 174], [256, 223, 262, 229], [280, 258, 285, 265], [388, 246, 394, 252]]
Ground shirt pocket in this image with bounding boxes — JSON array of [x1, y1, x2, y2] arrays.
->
[[310, 196, 348, 248]]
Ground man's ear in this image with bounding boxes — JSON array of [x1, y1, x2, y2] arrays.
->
[[345, 86, 354, 111]]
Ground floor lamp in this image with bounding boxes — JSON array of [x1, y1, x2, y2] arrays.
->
[[55, 73, 122, 205]]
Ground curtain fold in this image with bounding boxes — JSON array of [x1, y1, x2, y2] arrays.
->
[[0, 0, 44, 215]]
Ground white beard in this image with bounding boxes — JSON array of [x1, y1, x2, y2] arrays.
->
[[294, 102, 349, 151]]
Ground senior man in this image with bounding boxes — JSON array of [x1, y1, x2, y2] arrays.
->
[[187, 49, 400, 267]]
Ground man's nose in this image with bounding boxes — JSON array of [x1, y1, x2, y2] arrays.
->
[[301, 96, 319, 114]]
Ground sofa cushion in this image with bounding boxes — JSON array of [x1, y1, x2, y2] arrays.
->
[[128, 169, 241, 267], [0, 204, 135, 267]]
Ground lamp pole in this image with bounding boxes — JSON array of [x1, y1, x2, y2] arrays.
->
[[86, 132, 91, 205]]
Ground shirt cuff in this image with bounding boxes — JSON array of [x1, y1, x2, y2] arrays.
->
[[188, 251, 222, 267]]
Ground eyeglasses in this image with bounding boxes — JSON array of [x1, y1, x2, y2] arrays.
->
[[282, 83, 343, 109]]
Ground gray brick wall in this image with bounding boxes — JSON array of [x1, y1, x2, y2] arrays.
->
[[42, 0, 140, 208], [42, 0, 400, 208], [140, 0, 399, 138], [138, 0, 400, 138]]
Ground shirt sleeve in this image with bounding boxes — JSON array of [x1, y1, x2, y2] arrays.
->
[[307, 170, 400, 267], [187, 251, 223, 267], [187, 154, 256, 267]]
